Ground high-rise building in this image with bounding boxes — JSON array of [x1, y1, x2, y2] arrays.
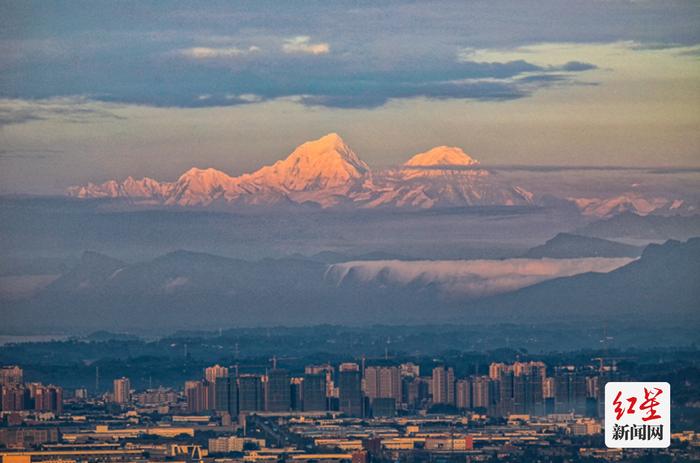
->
[[553, 367, 587, 414], [185, 380, 209, 413], [471, 376, 491, 410], [364, 366, 401, 403], [514, 372, 544, 415], [495, 368, 515, 415], [0, 366, 23, 386], [431, 366, 455, 405], [489, 362, 546, 416], [290, 377, 303, 411], [302, 373, 327, 411], [214, 377, 231, 412], [455, 379, 471, 409], [205, 365, 229, 383], [1, 384, 29, 411], [305, 364, 335, 398], [113, 377, 130, 404], [34, 385, 63, 414], [238, 375, 263, 412], [403, 376, 430, 409], [228, 377, 239, 417], [338, 363, 363, 417], [265, 369, 291, 412]]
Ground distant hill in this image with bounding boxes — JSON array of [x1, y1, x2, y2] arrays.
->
[[522, 233, 642, 258], [44, 249, 326, 296], [46, 251, 125, 292], [470, 237, 700, 322], [576, 213, 700, 240], [4, 239, 698, 332]]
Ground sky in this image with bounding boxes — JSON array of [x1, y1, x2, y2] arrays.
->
[[0, 0, 699, 194]]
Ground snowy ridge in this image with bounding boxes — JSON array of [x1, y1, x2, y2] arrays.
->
[[67, 133, 534, 209], [67, 133, 688, 215]]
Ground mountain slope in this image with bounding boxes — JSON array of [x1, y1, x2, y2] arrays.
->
[[469, 237, 700, 321], [45, 251, 126, 293], [522, 233, 643, 258]]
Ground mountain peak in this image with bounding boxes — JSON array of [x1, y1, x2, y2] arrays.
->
[[250, 133, 370, 192], [294, 133, 367, 170], [312, 132, 344, 147], [178, 167, 230, 181], [176, 167, 236, 190], [404, 146, 479, 167]]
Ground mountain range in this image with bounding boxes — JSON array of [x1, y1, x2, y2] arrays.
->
[[68, 133, 533, 210], [3, 237, 697, 332], [65, 133, 696, 217]]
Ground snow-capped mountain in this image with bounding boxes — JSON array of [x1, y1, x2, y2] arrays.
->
[[67, 176, 168, 201], [571, 194, 692, 218], [245, 133, 369, 191], [67, 133, 692, 215], [359, 146, 533, 208], [67, 133, 535, 209]]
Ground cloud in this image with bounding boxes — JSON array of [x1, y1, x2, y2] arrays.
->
[[0, 97, 125, 127], [225, 93, 263, 103], [557, 60, 598, 72], [282, 36, 330, 55], [0, 4, 688, 111], [326, 257, 633, 299]]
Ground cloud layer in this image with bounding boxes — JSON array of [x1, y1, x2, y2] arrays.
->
[[8, 1, 688, 109], [326, 257, 634, 299], [0, 97, 124, 127]]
